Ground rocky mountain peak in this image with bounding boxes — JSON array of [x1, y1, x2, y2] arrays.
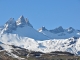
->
[[1, 16, 34, 34], [16, 15, 25, 25], [4, 18, 16, 28], [5, 18, 15, 24], [2, 18, 17, 33], [16, 16, 33, 28]]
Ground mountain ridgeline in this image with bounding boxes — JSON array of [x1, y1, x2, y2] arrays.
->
[[0, 15, 80, 40], [0, 16, 80, 57]]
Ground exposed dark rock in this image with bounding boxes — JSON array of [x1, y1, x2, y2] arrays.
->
[[12, 47, 29, 57], [30, 51, 44, 57], [0, 46, 3, 50], [0, 51, 18, 60], [50, 51, 74, 56]]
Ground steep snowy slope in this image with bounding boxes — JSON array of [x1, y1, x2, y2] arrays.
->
[[0, 34, 80, 55], [1, 16, 49, 40], [39, 26, 80, 39]]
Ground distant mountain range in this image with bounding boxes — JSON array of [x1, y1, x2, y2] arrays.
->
[[0, 16, 80, 59], [38, 26, 80, 39]]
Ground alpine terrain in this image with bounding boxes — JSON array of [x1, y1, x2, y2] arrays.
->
[[0, 16, 80, 60]]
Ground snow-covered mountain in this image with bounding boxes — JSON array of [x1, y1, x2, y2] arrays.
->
[[38, 26, 80, 39], [0, 15, 80, 56], [1, 16, 80, 40], [0, 16, 49, 40]]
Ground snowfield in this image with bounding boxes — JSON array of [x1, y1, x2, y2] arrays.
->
[[0, 33, 80, 55]]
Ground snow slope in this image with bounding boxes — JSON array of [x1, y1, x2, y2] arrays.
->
[[0, 34, 80, 55], [12, 25, 49, 40]]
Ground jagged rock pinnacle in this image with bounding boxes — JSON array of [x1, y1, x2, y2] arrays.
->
[[16, 16, 33, 28]]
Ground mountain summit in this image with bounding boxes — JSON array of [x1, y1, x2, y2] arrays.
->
[[1, 18, 17, 33], [16, 15, 33, 28], [0, 16, 49, 40]]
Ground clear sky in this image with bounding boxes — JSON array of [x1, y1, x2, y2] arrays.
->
[[0, 0, 80, 29]]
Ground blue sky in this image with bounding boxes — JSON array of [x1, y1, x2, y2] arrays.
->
[[0, 0, 80, 29]]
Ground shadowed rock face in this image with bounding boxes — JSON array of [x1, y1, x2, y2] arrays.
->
[[2, 18, 17, 33], [67, 27, 75, 33], [49, 26, 64, 33], [47, 26, 75, 34], [0, 51, 18, 60]]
